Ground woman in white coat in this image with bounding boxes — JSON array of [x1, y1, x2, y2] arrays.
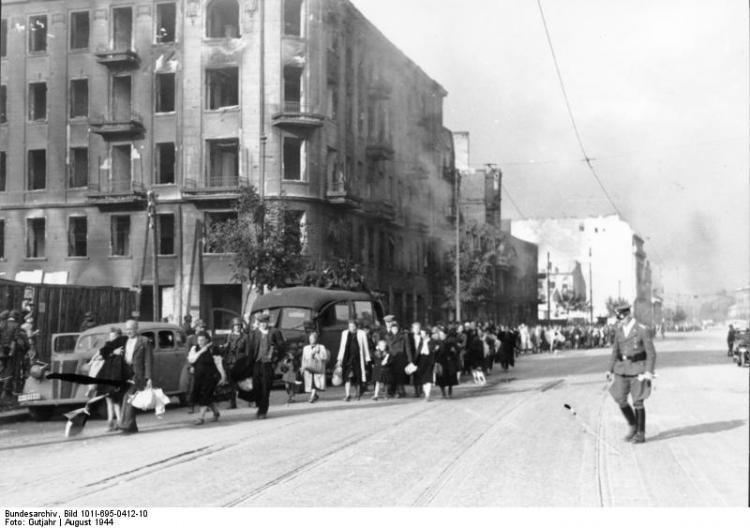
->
[[301, 331, 329, 403], [336, 320, 371, 401]]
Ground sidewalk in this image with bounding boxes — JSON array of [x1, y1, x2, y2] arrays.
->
[[0, 407, 29, 425]]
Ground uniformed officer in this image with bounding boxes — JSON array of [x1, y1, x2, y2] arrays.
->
[[0, 310, 30, 400], [606, 303, 656, 444]]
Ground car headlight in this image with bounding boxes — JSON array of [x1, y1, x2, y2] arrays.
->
[[29, 363, 48, 380]]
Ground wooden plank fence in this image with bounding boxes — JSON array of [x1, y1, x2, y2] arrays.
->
[[0, 278, 137, 362]]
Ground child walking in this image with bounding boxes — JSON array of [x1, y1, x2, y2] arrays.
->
[[371, 339, 391, 401]]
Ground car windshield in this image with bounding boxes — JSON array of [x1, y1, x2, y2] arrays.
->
[[278, 307, 312, 330]]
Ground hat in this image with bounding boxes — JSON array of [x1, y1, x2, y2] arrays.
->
[[383, 315, 395, 323], [256, 313, 270, 323], [230, 317, 242, 327], [9, 310, 22, 321], [615, 303, 631, 315]]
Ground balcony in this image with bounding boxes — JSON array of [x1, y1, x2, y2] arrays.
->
[[86, 180, 146, 207], [326, 180, 361, 208], [94, 48, 140, 68], [182, 175, 242, 202], [365, 140, 394, 161], [271, 102, 325, 130], [90, 113, 145, 139]]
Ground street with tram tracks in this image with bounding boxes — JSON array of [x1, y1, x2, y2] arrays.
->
[[1, 328, 746, 507]]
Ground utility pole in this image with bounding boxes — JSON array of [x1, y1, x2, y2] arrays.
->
[[147, 190, 160, 321], [546, 252, 551, 321], [589, 247, 594, 323], [455, 169, 461, 322]]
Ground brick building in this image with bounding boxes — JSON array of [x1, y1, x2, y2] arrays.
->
[[0, 0, 456, 327]]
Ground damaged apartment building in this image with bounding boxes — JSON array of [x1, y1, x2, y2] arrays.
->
[[0, 0, 457, 327]]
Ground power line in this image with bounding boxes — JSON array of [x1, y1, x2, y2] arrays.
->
[[535, 0, 623, 219], [501, 183, 526, 220]]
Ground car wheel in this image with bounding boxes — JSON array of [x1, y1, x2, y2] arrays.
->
[[28, 407, 54, 422]]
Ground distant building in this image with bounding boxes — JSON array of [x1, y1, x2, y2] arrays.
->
[[728, 287, 750, 324], [510, 215, 653, 322], [0, 0, 456, 326]]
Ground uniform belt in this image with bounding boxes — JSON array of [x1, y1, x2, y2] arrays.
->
[[619, 352, 646, 362]]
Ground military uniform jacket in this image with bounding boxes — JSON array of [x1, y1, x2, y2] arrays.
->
[[607, 321, 656, 376]]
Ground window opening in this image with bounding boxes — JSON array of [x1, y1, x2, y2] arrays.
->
[[284, 0, 303, 36], [155, 73, 175, 112], [29, 82, 47, 121], [206, 67, 238, 109], [111, 215, 131, 256], [156, 3, 176, 43], [26, 218, 45, 258], [69, 148, 88, 188], [155, 142, 175, 184], [29, 15, 47, 52], [112, 76, 132, 121], [158, 214, 175, 255], [283, 66, 302, 111], [282, 137, 303, 181], [0, 152, 5, 192], [28, 149, 46, 190], [70, 79, 88, 118], [70, 11, 90, 49], [206, 139, 238, 187], [0, 220, 4, 259], [1, 19, 7, 57], [111, 144, 132, 192], [0, 85, 6, 123], [112, 7, 132, 50], [207, 0, 240, 38], [68, 217, 87, 257]]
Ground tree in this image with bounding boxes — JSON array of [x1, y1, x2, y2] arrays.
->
[[205, 186, 304, 291]]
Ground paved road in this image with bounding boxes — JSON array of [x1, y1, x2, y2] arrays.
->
[[1, 328, 747, 507]]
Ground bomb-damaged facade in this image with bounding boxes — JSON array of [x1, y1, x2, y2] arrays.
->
[[0, 0, 457, 327]]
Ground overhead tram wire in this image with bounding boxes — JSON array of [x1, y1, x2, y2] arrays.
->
[[535, 0, 623, 220], [501, 183, 527, 220]]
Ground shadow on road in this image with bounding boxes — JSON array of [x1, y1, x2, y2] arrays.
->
[[648, 419, 747, 442]]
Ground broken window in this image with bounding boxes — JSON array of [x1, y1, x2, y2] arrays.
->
[[156, 3, 176, 43], [70, 79, 88, 118], [29, 15, 47, 52], [1, 19, 7, 57], [68, 216, 87, 257], [283, 66, 302, 111], [282, 137, 304, 181], [0, 151, 5, 191], [28, 82, 46, 121], [206, 139, 238, 187], [26, 218, 45, 258], [155, 73, 175, 112], [203, 211, 237, 253], [112, 7, 132, 50], [110, 215, 131, 256], [0, 85, 6, 123], [70, 11, 90, 50], [155, 142, 175, 184], [158, 214, 175, 255], [284, 0, 303, 37], [111, 144, 132, 192], [207, 0, 240, 38], [206, 67, 238, 109], [28, 149, 46, 190], [112, 75, 132, 121], [69, 147, 88, 188]]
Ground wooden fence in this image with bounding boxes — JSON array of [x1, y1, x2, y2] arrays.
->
[[0, 278, 137, 362]]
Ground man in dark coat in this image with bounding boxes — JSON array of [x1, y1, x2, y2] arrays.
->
[[385, 321, 410, 398], [245, 313, 284, 419], [606, 303, 656, 444]]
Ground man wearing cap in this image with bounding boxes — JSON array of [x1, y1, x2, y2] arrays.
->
[[606, 303, 656, 444], [246, 313, 285, 419], [385, 320, 410, 398], [0, 310, 29, 399]]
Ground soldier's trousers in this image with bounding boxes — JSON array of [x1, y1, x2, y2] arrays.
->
[[252, 363, 274, 415], [610, 374, 651, 409], [0, 355, 17, 396]]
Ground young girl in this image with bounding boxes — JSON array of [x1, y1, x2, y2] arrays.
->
[[371, 339, 391, 401], [280, 347, 301, 404]]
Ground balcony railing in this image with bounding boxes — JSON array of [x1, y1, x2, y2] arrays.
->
[[89, 113, 145, 138], [94, 48, 140, 68], [86, 179, 146, 205], [182, 175, 241, 199], [271, 102, 325, 129]]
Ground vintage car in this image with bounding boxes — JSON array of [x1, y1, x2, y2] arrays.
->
[[250, 287, 385, 372], [732, 329, 749, 367], [18, 322, 191, 421]]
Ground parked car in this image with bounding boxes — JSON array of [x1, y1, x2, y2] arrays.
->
[[18, 322, 191, 421], [732, 329, 749, 367], [250, 287, 385, 373]]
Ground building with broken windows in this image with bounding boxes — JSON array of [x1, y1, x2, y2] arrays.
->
[[0, 0, 456, 327]]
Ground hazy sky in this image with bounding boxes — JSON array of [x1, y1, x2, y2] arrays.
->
[[352, 0, 749, 298]]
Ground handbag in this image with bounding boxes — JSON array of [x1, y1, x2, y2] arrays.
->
[[404, 362, 418, 375], [302, 345, 327, 374], [129, 387, 157, 410], [87, 353, 105, 378], [237, 378, 253, 391], [331, 365, 343, 386]]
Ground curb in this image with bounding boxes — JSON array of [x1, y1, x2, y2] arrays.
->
[[0, 409, 30, 425]]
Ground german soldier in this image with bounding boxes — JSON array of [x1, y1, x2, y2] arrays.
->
[[606, 303, 656, 444], [0, 310, 30, 400]]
